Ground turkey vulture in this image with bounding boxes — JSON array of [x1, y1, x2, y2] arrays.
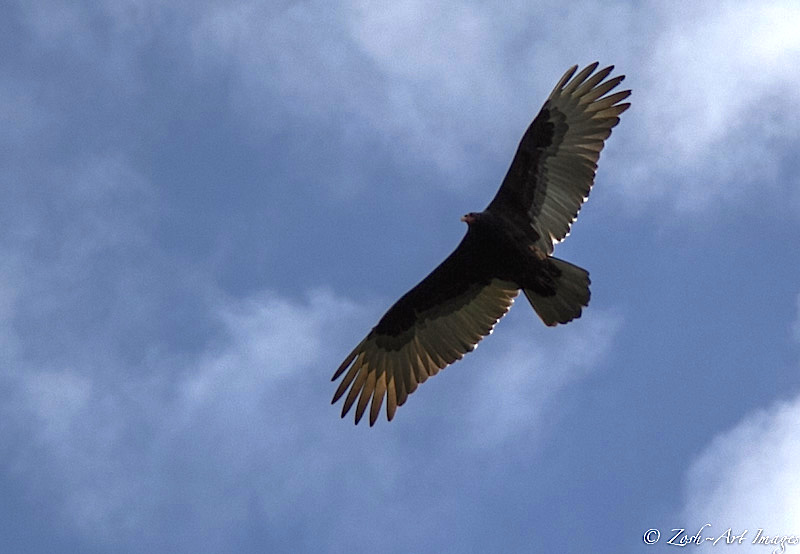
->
[[332, 62, 630, 426]]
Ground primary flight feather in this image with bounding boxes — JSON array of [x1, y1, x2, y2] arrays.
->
[[332, 62, 631, 426]]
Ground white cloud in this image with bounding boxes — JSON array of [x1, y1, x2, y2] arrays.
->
[[2, 287, 385, 548], [190, 0, 640, 188], [629, 0, 800, 212], [467, 308, 622, 445], [647, 1, 800, 155], [677, 396, 800, 546], [0, 150, 168, 544]]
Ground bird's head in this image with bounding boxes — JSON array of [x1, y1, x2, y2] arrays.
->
[[460, 212, 481, 225]]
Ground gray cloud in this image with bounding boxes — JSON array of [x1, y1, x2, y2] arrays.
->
[[4, 279, 619, 551], [187, 0, 800, 218], [19, 0, 798, 215], [189, 0, 639, 188]]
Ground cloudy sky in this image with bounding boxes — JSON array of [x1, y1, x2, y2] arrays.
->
[[2, 1, 800, 552]]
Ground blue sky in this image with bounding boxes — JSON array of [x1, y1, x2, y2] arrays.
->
[[2, 1, 800, 552]]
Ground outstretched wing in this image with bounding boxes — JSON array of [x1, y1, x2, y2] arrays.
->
[[332, 235, 519, 426], [487, 62, 631, 254]]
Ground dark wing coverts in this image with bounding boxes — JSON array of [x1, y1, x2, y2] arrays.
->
[[332, 238, 518, 426], [488, 62, 631, 253]]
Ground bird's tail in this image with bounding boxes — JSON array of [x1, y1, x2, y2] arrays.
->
[[523, 257, 590, 326]]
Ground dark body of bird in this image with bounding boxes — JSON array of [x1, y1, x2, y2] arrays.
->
[[332, 62, 631, 425], [372, 212, 566, 342]]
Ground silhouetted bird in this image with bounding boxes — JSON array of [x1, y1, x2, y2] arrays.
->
[[332, 63, 631, 425]]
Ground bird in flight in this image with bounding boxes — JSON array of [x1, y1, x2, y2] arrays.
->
[[332, 62, 631, 426]]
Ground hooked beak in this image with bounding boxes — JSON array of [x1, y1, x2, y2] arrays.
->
[[461, 213, 475, 224]]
